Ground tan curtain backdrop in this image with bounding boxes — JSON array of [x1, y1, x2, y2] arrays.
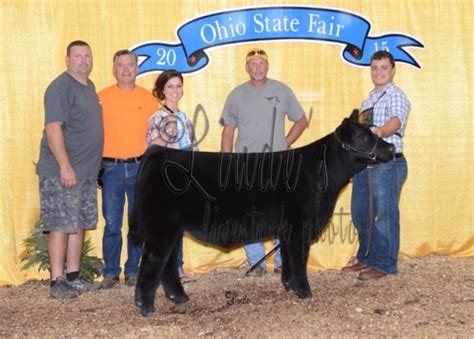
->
[[1, 0, 472, 285]]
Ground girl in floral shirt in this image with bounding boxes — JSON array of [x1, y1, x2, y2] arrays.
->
[[145, 69, 197, 283], [146, 70, 197, 151]]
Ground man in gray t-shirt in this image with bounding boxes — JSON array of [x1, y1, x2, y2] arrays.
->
[[37, 40, 103, 299], [220, 48, 308, 276]]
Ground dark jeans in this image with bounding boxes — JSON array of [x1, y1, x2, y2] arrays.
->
[[351, 156, 407, 274]]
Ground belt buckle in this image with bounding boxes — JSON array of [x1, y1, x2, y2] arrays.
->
[[103, 155, 141, 163], [125, 156, 140, 163]]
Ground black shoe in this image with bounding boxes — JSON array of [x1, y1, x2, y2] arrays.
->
[[68, 275, 102, 294], [124, 275, 137, 287], [50, 276, 79, 299], [101, 275, 120, 289]]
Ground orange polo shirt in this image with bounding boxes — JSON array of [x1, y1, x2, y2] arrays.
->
[[99, 85, 157, 158]]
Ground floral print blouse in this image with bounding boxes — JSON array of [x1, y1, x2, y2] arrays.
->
[[146, 108, 198, 151]]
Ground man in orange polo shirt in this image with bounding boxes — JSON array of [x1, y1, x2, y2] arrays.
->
[[98, 49, 157, 288]]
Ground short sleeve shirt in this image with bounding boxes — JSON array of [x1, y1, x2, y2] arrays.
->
[[361, 82, 410, 153], [37, 72, 104, 179], [98, 85, 157, 158], [146, 108, 198, 151], [219, 79, 304, 153]]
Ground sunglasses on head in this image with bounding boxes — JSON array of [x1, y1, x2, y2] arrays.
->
[[247, 49, 267, 57]]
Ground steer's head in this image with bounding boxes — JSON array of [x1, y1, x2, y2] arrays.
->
[[334, 109, 395, 163]]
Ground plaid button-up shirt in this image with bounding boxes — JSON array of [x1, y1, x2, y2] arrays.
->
[[361, 82, 410, 153]]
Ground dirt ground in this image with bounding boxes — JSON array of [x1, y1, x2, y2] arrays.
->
[[0, 255, 472, 338]]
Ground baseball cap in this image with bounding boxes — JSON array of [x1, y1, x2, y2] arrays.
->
[[246, 49, 268, 63]]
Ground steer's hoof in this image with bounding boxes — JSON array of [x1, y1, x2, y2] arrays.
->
[[165, 292, 189, 304], [139, 304, 156, 317], [287, 279, 312, 299], [134, 296, 143, 307], [295, 289, 313, 299]]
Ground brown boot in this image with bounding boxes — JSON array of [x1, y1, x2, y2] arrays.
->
[[358, 267, 387, 280], [341, 262, 366, 273]]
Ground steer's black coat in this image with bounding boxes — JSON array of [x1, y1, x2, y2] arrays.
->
[[130, 110, 395, 316]]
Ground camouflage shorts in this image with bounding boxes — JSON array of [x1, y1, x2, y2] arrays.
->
[[39, 175, 98, 233]]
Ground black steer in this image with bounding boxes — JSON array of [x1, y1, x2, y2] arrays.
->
[[130, 109, 395, 316]]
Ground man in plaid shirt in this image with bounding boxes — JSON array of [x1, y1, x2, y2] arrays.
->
[[343, 51, 410, 280]]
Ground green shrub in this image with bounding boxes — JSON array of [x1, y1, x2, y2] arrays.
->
[[20, 218, 103, 281]]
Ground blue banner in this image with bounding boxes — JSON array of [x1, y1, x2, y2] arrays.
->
[[131, 6, 424, 76]]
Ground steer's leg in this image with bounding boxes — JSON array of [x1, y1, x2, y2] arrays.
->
[[285, 233, 312, 299], [161, 235, 189, 304], [279, 240, 291, 289], [135, 237, 173, 316]]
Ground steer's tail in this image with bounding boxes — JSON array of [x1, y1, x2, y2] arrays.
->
[[129, 205, 144, 245], [128, 158, 146, 246]]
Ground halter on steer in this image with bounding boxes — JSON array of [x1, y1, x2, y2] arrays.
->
[[332, 129, 381, 162]]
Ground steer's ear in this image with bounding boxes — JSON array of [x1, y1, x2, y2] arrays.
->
[[349, 109, 360, 122]]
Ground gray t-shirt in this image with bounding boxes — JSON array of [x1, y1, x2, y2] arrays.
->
[[37, 72, 104, 179], [219, 78, 304, 152]]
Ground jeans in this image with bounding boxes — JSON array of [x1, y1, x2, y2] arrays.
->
[[102, 160, 142, 277], [351, 156, 407, 274], [244, 240, 282, 270]]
